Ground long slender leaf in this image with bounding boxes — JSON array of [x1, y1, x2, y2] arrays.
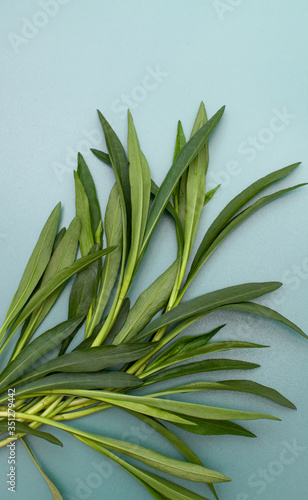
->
[[0, 421, 63, 446], [70, 431, 231, 483], [146, 380, 295, 409], [184, 102, 208, 255], [187, 183, 307, 283], [22, 438, 63, 500], [139, 106, 225, 261], [11, 217, 81, 358], [76, 437, 213, 500], [0, 317, 84, 393], [74, 170, 94, 256], [14, 342, 158, 386], [30, 389, 280, 422], [1, 247, 115, 349], [144, 340, 267, 376], [89, 184, 123, 333], [12, 372, 142, 399], [174, 416, 256, 438], [136, 282, 282, 340], [127, 110, 151, 265], [142, 358, 260, 386], [68, 244, 100, 319], [114, 260, 179, 344], [148, 325, 224, 371], [216, 301, 308, 339], [188, 162, 301, 281], [0, 203, 61, 338], [77, 153, 102, 237]]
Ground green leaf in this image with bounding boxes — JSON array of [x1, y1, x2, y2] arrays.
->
[[14, 342, 157, 386], [1, 247, 115, 348], [97, 111, 130, 243], [146, 380, 295, 409], [173, 120, 187, 163], [70, 430, 231, 484], [148, 325, 224, 371], [184, 102, 209, 254], [145, 340, 267, 376], [13, 372, 142, 399], [69, 244, 101, 319], [39, 389, 280, 422], [136, 282, 282, 340], [77, 437, 213, 500], [11, 217, 81, 358], [139, 105, 225, 262], [0, 421, 63, 446], [123, 409, 204, 466], [22, 438, 63, 500], [187, 183, 307, 284], [143, 358, 260, 386], [91, 149, 111, 165], [75, 298, 130, 349], [89, 184, 123, 333], [188, 162, 301, 282], [204, 185, 220, 206], [0, 203, 61, 339], [174, 416, 256, 438], [77, 153, 102, 237], [216, 301, 308, 339], [114, 260, 179, 344], [0, 317, 84, 393], [74, 170, 94, 256], [52, 227, 66, 251], [127, 110, 151, 264]]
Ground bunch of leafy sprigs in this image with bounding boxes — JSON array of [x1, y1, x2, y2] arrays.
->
[[0, 103, 306, 500]]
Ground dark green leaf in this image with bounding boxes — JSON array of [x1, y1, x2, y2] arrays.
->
[[0, 317, 84, 393], [77, 153, 102, 237], [0, 421, 63, 446], [14, 342, 157, 386], [143, 358, 260, 386], [136, 282, 282, 340], [188, 162, 301, 281], [139, 105, 225, 262]]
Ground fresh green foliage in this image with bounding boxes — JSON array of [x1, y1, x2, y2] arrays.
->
[[0, 103, 306, 500]]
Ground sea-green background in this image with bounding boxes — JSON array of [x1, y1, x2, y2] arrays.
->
[[0, 1, 307, 499]]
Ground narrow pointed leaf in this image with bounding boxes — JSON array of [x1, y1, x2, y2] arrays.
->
[[13, 372, 142, 398], [22, 438, 63, 500], [174, 416, 256, 437], [77, 153, 102, 237], [77, 438, 213, 500], [143, 358, 260, 386], [74, 170, 94, 256], [140, 105, 225, 260], [15, 342, 157, 386], [114, 260, 179, 344], [90, 184, 123, 330], [35, 389, 280, 422], [187, 183, 307, 282], [69, 244, 100, 318], [136, 282, 282, 340], [91, 149, 111, 165], [204, 185, 220, 206], [3, 247, 115, 345], [146, 380, 295, 409], [189, 162, 301, 280], [145, 340, 267, 375], [0, 317, 84, 393], [216, 301, 308, 339], [0, 421, 63, 446], [1, 203, 61, 336]]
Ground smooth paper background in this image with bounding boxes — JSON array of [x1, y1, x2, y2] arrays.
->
[[0, 1, 307, 499]]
